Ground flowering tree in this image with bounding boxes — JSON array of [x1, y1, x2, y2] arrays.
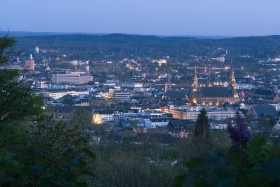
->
[[227, 112, 251, 148]]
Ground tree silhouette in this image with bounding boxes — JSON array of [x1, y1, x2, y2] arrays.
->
[[193, 108, 210, 145], [0, 36, 43, 124]]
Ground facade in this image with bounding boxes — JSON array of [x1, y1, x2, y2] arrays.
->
[[44, 90, 89, 99], [114, 91, 131, 102], [52, 73, 93, 84], [25, 54, 35, 70], [189, 68, 239, 105], [165, 106, 236, 121]]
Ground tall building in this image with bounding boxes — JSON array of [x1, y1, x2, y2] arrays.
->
[[86, 65, 90, 75], [189, 68, 239, 106], [164, 73, 172, 93], [24, 54, 35, 70], [52, 73, 93, 84]]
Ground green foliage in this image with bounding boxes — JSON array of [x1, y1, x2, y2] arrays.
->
[[176, 114, 280, 187], [192, 108, 211, 153], [0, 36, 44, 124], [0, 120, 95, 186], [61, 94, 74, 106], [0, 123, 29, 150], [177, 135, 280, 187], [0, 36, 95, 186], [92, 143, 181, 187], [194, 108, 210, 141], [0, 36, 16, 64], [70, 107, 92, 130], [16, 34, 280, 61]]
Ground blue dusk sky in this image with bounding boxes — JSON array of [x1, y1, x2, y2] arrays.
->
[[0, 0, 279, 36]]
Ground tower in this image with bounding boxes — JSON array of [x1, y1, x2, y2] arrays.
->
[[231, 69, 236, 89], [86, 65, 90, 75], [230, 68, 238, 97], [193, 68, 198, 92], [24, 54, 35, 70], [208, 68, 212, 86], [164, 73, 171, 93], [35, 46, 39, 53], [190, 68, 198, 104]]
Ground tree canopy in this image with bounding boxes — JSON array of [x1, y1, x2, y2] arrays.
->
[[0, 36, 43, 124]]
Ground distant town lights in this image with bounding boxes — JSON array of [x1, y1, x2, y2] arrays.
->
[[157, 59, 167, 66]]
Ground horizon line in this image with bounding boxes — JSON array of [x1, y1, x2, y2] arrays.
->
[[1, 30, 280, 39]]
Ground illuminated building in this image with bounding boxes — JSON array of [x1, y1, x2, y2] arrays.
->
[[189, 68, 239, 105]]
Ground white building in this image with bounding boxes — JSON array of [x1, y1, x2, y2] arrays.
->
[[52, 73, 93, 84], [35, 46, 40, 53], [166, 106, 236, 121], [114, 91, 131, 102]]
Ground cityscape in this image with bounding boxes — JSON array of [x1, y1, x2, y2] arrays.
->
[[1, 0, 280, 186], [5, 34, 280, 132]]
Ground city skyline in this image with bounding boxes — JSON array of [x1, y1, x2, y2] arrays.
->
[[1, 0, 280, 36]]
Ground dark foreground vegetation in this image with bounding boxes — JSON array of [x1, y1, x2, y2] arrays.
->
[[1, 36, 280, 186]]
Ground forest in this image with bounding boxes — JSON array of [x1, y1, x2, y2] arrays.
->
[[15, 34, 280, 60]]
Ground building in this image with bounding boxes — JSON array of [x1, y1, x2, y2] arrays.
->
[[114, 91, 131, 102], [52, 73, 93, 84], [35, 46, 39, 53], [253, 89, 275, 100], [164, 106, 236, 121], [247, 105, 277, 117], [24, 54, 35, 70], [44, 90, 90, 99], [189, 68, 239, 105]]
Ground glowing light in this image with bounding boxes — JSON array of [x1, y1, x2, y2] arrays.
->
[[92, 113, 102, 125], [157, 59, 167, 65], [192, 98, 197, 104]]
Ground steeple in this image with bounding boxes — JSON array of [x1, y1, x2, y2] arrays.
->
[[193, 68, 198, 92], [231, 68, 236, 89], [164, 73, 171, 93], [230, 68, 238, 97], [208, 68, 212, 86]]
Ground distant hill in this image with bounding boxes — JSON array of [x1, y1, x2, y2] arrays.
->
[[14, 33, 280, 60], [0, 31, 69, 37], [0, 30, 230, 39]]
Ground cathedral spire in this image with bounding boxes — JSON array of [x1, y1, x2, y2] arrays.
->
[[208, 68, 212, 86], [230, 68, 238, 97], [231, 68, 236, 89], [193, 68, 198, 91]]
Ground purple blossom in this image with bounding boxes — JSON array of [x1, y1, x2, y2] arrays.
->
[[227, 112, 251, 147]]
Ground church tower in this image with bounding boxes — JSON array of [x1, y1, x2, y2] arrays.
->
[[164, 73, 171, 93], [230, 69, 238, 97], [190, 68, 198, 104], [193, 68, 198, 92]]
